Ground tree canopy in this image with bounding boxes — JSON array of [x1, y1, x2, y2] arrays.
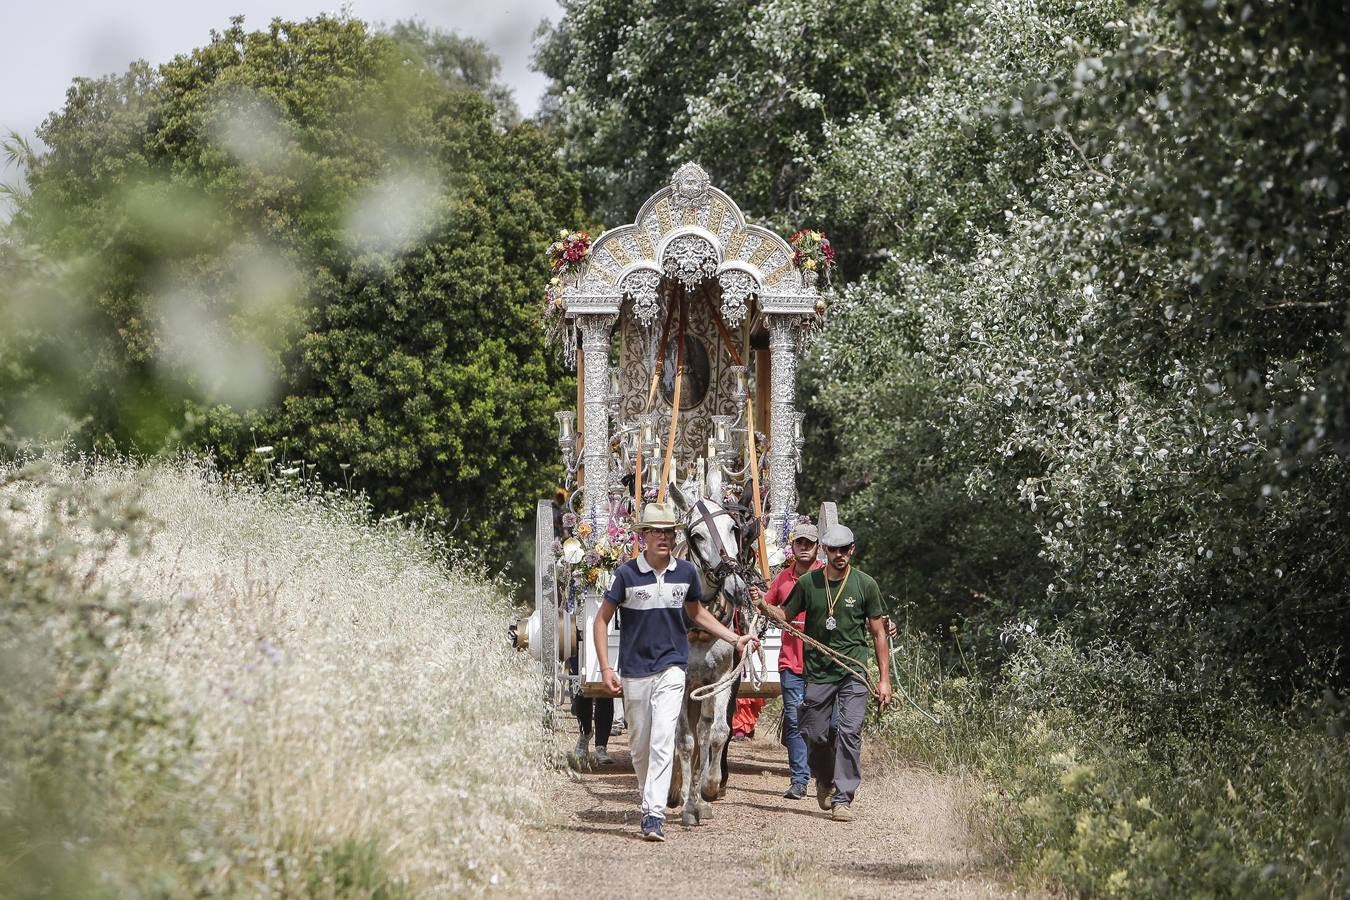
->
[[2, 15, 582, 558], [540, 0, 1349, 695]]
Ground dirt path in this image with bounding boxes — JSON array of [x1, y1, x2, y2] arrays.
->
[[513, 722, 1013, 899]]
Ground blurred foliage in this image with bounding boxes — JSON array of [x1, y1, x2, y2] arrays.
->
[[2, 15, 582, 560]]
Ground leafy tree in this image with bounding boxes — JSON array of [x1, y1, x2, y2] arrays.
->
[[3, 16, 582, 558], [535, 0, 939, 241], [808, 0, 1349, 692], [542, 0, 1349, 694], [387, 20, 520, 126]]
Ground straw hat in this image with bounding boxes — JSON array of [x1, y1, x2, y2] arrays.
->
[[636, 501, 682, 531]]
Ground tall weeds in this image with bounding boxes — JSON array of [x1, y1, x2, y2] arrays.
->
[[1, 456, 546, 896]]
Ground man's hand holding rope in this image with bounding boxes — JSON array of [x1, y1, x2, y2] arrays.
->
[[749, 587, 893, 709]]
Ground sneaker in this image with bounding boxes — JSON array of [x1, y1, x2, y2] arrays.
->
[[816, 780, 834, 811], [611, 719, 626, 736], [783, 782, 807, 800], [831, 802, 854, 822], [640, 815, 665, 842], [574, 730, 591, 756], [594, 746, 613, 766]]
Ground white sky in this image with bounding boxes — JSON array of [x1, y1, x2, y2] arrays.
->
[[0, 0, 562, 188]]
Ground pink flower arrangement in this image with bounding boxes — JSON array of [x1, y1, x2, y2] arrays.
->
[[542, 229, 592, 329], [548, 229, 592, 279]]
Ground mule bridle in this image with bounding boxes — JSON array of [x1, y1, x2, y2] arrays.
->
[[683, 500, 768, 638]]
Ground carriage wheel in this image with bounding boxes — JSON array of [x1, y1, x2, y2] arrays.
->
[[535, 500, 560, 708]]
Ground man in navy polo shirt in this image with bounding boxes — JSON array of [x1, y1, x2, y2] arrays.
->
[[593, 500, 756, 842]]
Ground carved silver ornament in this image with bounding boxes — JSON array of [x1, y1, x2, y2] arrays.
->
[[621, 268, 664, 329], [716, 269, 758, 326], [670, 162, 711, 211], [662, 234, 719, 290]]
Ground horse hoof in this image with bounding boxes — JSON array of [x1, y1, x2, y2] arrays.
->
[[697, 801, 714, 822], [681, 811, 699, 827]]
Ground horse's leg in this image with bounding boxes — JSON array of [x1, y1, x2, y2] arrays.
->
[[701, 682, 733, 802], [678, 697, 701, 826], [667, 704, 686, 809], [719, 672, 742, 798], [692, 694, 718, 818]]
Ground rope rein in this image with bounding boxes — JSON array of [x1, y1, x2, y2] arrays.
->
[[749, 597, 883, 699], [679, 505, 939, 724]]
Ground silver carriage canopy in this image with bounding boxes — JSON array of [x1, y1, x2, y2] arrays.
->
[[535, 162, 831, 701]]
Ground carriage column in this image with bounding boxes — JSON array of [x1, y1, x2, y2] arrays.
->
[[765, 313, 800, 547], [576, 312, 619, 529]]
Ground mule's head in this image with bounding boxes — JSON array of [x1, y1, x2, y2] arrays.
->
[[668, 481, 754, 604]]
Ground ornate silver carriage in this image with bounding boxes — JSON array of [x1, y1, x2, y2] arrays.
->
[[521, 163, 834, 705]]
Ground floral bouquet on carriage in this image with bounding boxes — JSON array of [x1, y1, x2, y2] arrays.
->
[[541, 229, 592, 355], [789, 228, 835, 331], [555, 511, 638, 606]]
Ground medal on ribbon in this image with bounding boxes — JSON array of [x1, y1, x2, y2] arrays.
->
[[823, 566, 850, 636]]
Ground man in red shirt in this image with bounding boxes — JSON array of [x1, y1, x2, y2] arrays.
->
[[751, 522, 821, 799]]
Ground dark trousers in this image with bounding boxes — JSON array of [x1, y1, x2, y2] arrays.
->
[[799, 676, 869, 804], [573, 694, 614, 746], [567, 655, 614, 746]]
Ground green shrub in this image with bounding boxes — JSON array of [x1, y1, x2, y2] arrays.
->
[[877, 627, 1348, 897]]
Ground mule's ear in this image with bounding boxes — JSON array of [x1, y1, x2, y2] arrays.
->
[[667, 479, 689, 512], [741, 516, 762, 563]]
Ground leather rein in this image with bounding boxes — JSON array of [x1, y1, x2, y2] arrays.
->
[[682, 500, 766, 640]]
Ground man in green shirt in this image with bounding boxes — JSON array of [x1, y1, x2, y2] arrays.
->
[[765, 524, 892, 821]]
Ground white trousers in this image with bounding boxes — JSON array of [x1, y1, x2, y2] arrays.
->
[[622, 665, 686, 820]]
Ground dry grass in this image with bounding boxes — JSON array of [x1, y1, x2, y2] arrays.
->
[[759, 829, 834, 898], [4, 457, 547, 896]]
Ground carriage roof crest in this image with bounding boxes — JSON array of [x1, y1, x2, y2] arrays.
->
[[563, 162, 820, 327]]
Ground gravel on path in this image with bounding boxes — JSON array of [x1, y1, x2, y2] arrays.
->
[[511, 723, 1014, 899]]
